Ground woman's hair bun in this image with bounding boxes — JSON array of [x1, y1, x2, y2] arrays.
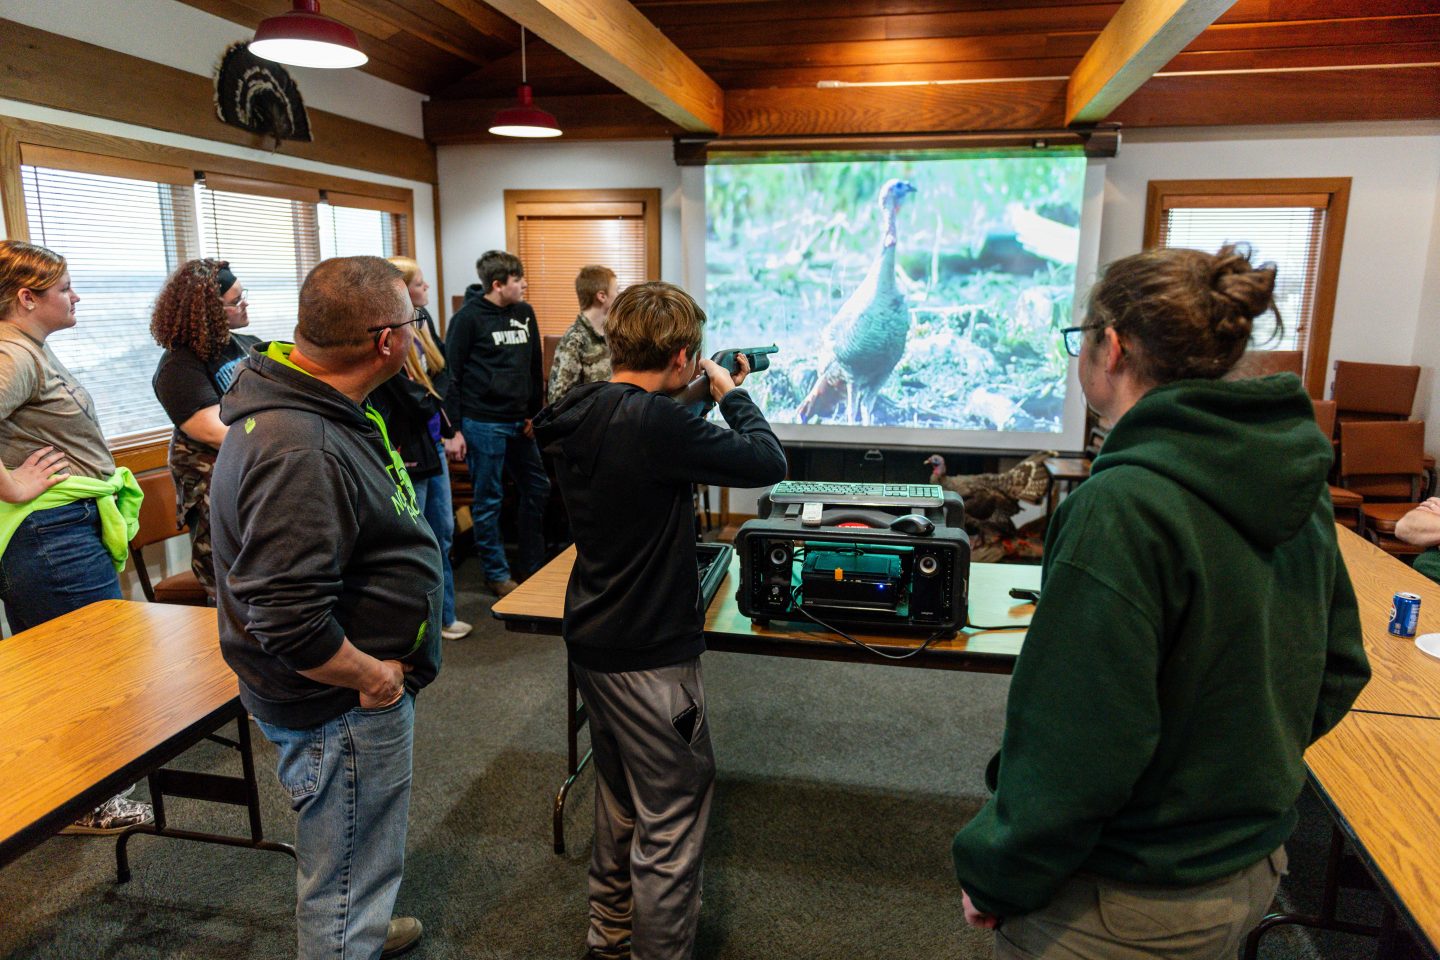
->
[[1210, 245, 1277, 323]]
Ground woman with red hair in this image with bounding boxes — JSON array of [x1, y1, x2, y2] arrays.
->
[[150, 259, 257, 599]]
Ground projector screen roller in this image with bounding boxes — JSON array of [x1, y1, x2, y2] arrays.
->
[[703, 154, 1102, 452]]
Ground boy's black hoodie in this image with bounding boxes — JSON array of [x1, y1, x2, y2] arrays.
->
[[444, 284, 543, 424], [534, 382, 787, 672], [211, 342, 444, 729]]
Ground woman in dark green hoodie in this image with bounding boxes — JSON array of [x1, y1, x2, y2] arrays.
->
[[952, 245, 1370, 959]]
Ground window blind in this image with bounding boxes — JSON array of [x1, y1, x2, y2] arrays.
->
[[22, 164, 197, 438], [196, 182, 322, 345], [1158, 204, 1326, 358], [515, 215, 649, 338], [319, 204, 408, 260]]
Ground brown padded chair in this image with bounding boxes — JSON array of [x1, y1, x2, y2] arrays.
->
[[1331, 360, 1420, 423], [1313, 400, 1361, 529], [1338, 420, 1427, 557], [129, 470, 209, 605]]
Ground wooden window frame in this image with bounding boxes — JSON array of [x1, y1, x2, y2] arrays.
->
[[0, 115, 416, 467], [503, 188, 662, 282], [1143, 177, 1351, 399]]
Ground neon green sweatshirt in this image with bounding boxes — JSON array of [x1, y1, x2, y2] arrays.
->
[[0, 468, 143, 571], [952, 374, 1370, 917]]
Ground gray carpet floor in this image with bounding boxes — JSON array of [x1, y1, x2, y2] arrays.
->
[[0, 570, 1412, 959]]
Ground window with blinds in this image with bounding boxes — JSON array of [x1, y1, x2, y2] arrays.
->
[[22, 162, 197, 437], [507, 191, 660, 339], [13, 144, 414, 439], [1145, 179, 1351, 397], [517, 215, 648, 337], [1157, 202, 1325, 354]]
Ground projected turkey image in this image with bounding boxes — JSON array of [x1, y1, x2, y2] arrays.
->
[[705, 156, 1087, 432]]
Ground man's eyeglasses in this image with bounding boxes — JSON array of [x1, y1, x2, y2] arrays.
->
[[1061, 325, 1098, 358], [367, 316, 423, 336]]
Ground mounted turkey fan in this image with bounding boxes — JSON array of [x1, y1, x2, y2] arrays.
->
[[214, 41, 312, 148]]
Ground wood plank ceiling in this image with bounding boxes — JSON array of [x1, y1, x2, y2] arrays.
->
[[178, 0, 1440, 143]]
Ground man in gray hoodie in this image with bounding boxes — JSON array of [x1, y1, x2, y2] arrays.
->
[[211, 256, 442, 960]]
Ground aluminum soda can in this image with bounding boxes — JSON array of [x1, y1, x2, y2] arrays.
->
[[1389, 592, 1421, 638]]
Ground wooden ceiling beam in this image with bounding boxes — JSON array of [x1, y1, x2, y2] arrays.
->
[[425, 93, 682, 142], [427, 0, 521, 46], [1066, 0, 1237, 125], [477, 0, 723, 133]]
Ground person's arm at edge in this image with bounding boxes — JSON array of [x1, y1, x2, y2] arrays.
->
[[1395, 498, 1440, 547], [178, 405, 228, 447], [443, 311, 472, 428], [952, 558, 1162, 919], [1309, 549, 1370, 743], [298, 638, 409, 709], [527, 307, 544, 418], [547, 337, 579, 408]]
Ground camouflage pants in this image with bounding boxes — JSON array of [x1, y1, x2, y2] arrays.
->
[[168, 431, 218, 598]]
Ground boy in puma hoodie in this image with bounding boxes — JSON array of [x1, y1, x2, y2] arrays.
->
[[533, 281, 786, 960], [444, 249, 549, 596]]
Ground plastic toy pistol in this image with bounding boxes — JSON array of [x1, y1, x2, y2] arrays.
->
[[711, 344, 779, 376]]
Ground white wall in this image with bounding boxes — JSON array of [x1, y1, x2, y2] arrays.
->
[[1410, 173, 1440, 448], [3, 0, 425, 137], [437, 140, 683, 300]]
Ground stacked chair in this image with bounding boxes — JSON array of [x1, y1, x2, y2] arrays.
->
[[1320, 360, 1432, 560]]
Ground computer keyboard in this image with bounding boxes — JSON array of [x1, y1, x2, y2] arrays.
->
[[769, 480, 945, 508]]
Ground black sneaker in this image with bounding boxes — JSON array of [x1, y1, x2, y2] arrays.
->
[[60, 795, 153, 835]]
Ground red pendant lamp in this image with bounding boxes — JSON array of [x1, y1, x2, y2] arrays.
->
[[489, 28, 562, 139], [251, 0, 369, 70]]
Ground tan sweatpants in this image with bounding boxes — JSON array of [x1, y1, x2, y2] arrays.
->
[[994, 847, 1288, 960]]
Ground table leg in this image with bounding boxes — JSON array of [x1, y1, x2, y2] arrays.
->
[[1242, 826, 1385, 959], [115, 711, 295, 883], [553, 664, 592, 855]]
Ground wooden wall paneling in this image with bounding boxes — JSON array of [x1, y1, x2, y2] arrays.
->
[[427, 0, 522, 45], [723, 81, 1069, 137], [481, 0, 724, 133], [0, 19, 437, 184], [1189, 15, 1440, 53], [1066, 0, 1235, 125], [1110, 67, 1440, 127], [0, 124, 29, 241], [2, 118, 415, 204]]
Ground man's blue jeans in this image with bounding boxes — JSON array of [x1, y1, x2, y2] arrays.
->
[[412, 442, 457, 626], [0, 499, 122, 633], [460, 418, 550, 582], [256, 694, 416, 960]]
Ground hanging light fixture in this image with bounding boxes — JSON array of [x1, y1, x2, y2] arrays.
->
[[489, 28, 562, 139], [251, 0, 368, 70]]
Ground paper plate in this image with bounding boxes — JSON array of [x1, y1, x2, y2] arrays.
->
[[1417, 633, 1440, 663]]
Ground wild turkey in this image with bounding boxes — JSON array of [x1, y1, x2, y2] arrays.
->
[[925, 452, 1054, 546], [798, 179, 917, 425]]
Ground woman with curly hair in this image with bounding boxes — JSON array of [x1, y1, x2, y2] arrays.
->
[[150, 259, 257, 598]]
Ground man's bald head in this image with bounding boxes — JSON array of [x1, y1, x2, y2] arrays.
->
[[296, 256, 409, 362]]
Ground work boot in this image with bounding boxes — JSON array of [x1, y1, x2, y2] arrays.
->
[[487, 578, 519, 598], [381, 917, 422, 958]]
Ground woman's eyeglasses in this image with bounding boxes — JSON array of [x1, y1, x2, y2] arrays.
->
[[223, 290, 249, 310], [1061, 325, 1094, 358]]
